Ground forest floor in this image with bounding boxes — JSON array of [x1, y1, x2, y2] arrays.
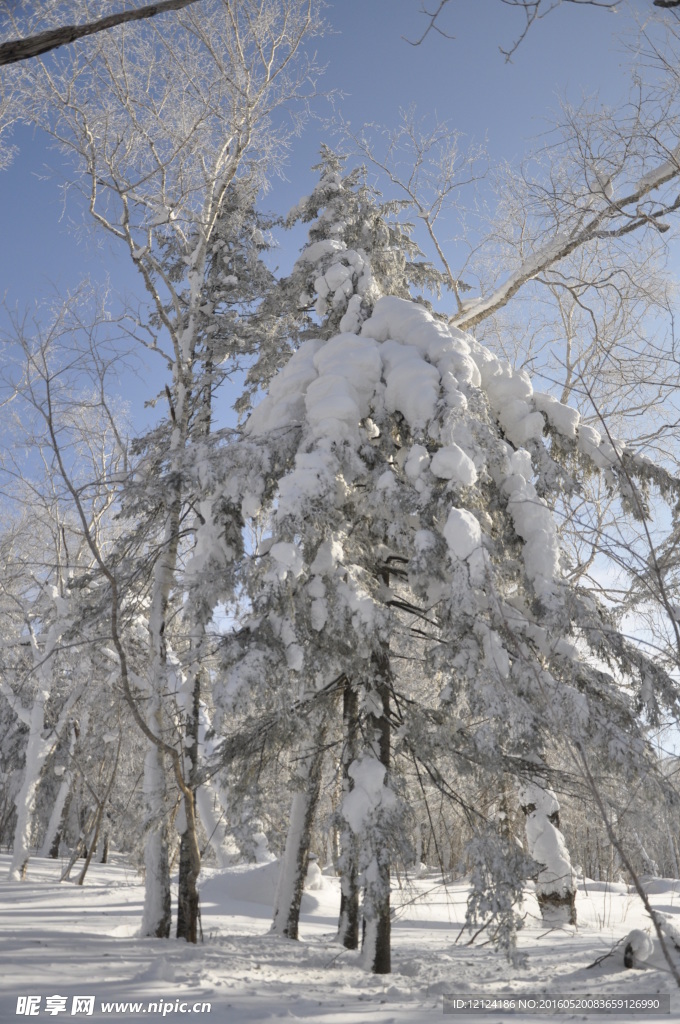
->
[[0, 853, 678, 1022]]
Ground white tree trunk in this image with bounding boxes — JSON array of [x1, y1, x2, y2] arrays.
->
[[39, 770, 71, 860], [272, 790, 311, 938], [141, 455, 184, 939], [337, 680, 360, 950], [413, 821, 423, 878], [10, 693, 48, 881], [40, 724, 76, 859], [358, 655, 393, 974], [667, 823, 679, 879], [195, 704, 236, 868], [271, 725, 326, 940], [633, 830, 659, 876]]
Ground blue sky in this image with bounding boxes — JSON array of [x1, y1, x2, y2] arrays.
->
[[0, 0, 653, 426]]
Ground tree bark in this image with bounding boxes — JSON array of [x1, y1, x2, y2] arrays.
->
[[41, 777, 71, 859], [59, 810, 97, 882], [9, 695, 48, 881], [177, 669, 202, 943], [76, 804, 104, 886], [141, 735, 172, 938], [141, 452, 185, 939], [40, 724, 77, 860], [337, 679, 360, 950], [76, 735, 121, 887], [0, 1, 202, 67], [176, 826, 200, 942], [361, 650, 392, 975]]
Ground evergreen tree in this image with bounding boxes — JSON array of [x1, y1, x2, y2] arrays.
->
[[275, 146, 447, 340], [212, 159, 680, 972]]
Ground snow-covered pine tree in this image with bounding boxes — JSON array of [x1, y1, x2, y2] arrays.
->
[[209, 144, 680, 970], [223, 290, 680, 968], [274, 146, 446, 339], [209, 152, 455, 966]]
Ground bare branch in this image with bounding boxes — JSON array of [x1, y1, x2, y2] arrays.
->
[[0, 0, 203, 67], [403, 1, 455, 46], [452, 126, 680, 330], [404, 0, 626, 59], [499, 1, 619, 62]]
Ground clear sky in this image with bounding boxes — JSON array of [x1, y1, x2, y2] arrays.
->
[[0, 0, 656, 425], [268, 0, 645, 204]]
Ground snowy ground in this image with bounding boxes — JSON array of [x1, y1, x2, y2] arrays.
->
[[0, 854, 678, 1023]]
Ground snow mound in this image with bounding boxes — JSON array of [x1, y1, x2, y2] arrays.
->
[[430, 444, 477, 486], [199, 861, 323, 913], [578, 879, 629, 894], [640, 876, 680, 895], [533, 391, 580, 437], [200, 861, 280, 907], [654, 910, 680, 951], [622, 928, 654, 967]]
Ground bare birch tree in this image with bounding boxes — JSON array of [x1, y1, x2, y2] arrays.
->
[[0, 286, 131, 881], [7, 0, 323, 942]]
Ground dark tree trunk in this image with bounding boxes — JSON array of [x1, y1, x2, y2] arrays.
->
[[49, 831, 61, 859], [76, 807, 104, 885], [176, 827, 200, 942], [43, 771, 74, 861], [176, 670, 202, 943], [337, 679, 360, 950], [152, 834, 172, 938], [60, 810, 96, 882], [76, 737, 121, 887], [363, 648, 392, 975]]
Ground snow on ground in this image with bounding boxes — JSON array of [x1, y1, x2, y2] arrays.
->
[[0, 854, 678, 1022]]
